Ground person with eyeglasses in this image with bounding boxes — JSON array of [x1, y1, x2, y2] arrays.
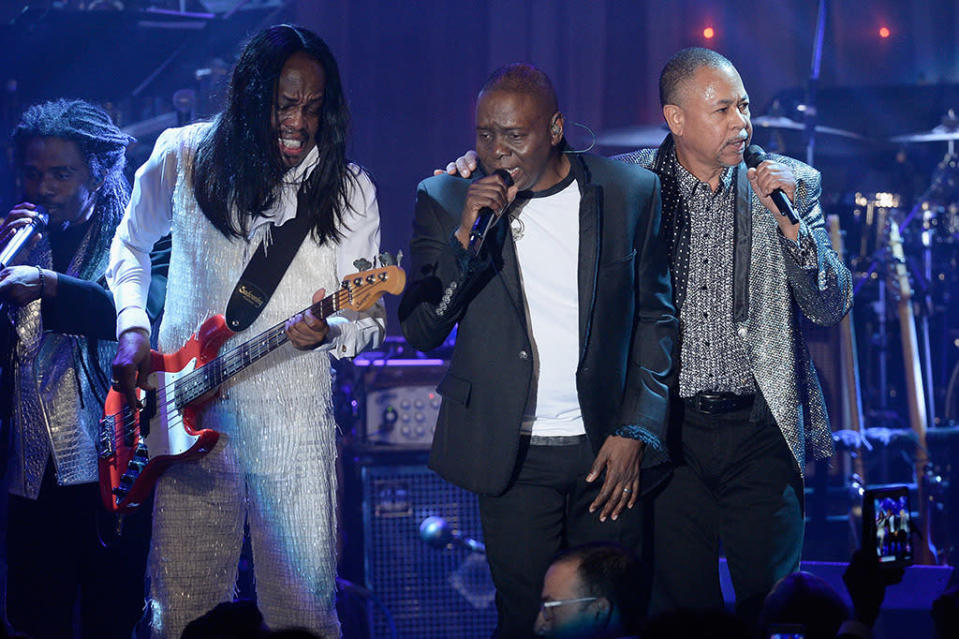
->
[[534, 543, 645, 639]]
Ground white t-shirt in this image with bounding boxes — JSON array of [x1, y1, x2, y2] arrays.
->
[[512, 176, 585, 437]]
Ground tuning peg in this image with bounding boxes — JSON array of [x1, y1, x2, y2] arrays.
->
[[353, 258, 373, 272], [378, 251, 396, 266]]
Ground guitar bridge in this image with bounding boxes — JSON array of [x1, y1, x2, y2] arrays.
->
[[113, 441, 150, 505]]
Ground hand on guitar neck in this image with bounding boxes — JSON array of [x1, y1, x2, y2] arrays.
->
[[112, 287, 332, 402], [284, 288, 329, 350], [100, 265, 405, 513]]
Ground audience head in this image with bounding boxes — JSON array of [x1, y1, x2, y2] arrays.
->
[[534, 542, 646, 639], [932, 586, 959, 639], [180, 600, 268, 639], [757, 571, 848, 639]]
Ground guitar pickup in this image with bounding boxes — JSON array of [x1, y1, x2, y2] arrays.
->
[[138, 389, 157, 438], [97, 415, 116, 459]]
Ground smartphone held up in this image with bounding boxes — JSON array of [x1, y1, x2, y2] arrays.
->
[[862, 485, 914, 569]]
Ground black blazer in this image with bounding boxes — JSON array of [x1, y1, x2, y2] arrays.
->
[[399, 153, 677, 496]]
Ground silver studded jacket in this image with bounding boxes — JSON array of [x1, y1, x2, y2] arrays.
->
[[7, 239, 114, 499], [616, 137, 852, 473]]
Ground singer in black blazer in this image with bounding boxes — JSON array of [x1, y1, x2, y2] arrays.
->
[[401, 152, 676, 495], [400, 146, 677, 638]]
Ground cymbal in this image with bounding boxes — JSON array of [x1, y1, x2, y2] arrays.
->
[[597, 117, 863, 149], [890, 125, 959, 143], [751, 115, 863, 139], [595, 125, 669, 148]]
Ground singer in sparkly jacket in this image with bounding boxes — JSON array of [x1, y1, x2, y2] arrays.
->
[[0, 99, 168, 639], [614, 48, 853, 624]]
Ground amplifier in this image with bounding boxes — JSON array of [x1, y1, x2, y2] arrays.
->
[[356, 358, 448, 447], [340, 448, 497, 639]]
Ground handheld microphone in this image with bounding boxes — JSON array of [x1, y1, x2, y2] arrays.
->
[[743, 145, 800, 225], [0, 206, 49, 269], [419, 516, 486, 554], [468, 168, 514, 256]]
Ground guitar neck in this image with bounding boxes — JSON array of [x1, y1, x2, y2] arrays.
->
[[827, 215, 867, 484], [175, 293, 340, 406], [172, 264, 405, 408]]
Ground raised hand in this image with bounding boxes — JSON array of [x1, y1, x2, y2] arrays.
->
[[433, 150, 479, 178]]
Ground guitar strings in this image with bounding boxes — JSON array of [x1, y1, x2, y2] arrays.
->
[[109, 267, 395, 443], [107, 285, 355, 438]]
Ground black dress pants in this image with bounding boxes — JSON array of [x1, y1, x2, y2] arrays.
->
[[6, 463, 152, 639], [647, 398, 804, 627], [478, 436, 645, 639]]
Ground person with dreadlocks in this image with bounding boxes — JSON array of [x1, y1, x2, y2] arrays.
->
[[108, 24, 384, 637], [0, 99, 167, 638]]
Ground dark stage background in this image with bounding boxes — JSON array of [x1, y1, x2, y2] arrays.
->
[[2, 1, 959, 338], [3, 1, 959, 636]]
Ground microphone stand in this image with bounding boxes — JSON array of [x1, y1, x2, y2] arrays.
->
[[804, 0, 827, 166], [805, 0, 832, 536]]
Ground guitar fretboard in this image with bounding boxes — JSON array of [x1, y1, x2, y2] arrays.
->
[[173, 295, 340, 407]]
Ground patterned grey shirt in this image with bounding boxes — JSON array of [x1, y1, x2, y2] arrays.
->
[[672, 152, 756, 397]]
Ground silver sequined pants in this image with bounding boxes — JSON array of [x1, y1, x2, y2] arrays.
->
[[147, 432, 339, 638]]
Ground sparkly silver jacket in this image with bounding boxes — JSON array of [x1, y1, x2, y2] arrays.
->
[[7, 238, 115, 499], [616, 139, 853, 473]]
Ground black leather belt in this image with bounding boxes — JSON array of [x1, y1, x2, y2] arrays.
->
[[684, 392, 755, 415]]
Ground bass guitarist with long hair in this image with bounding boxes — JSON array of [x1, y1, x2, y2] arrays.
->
[[107, 24, 385, 637]]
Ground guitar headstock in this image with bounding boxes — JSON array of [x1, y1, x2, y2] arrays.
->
[[336, 265, 406, 312], [885, 218, 913, 302]]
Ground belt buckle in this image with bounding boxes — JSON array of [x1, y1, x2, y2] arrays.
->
[[693, 392, 734, 415], [696, 392, 721, 415]]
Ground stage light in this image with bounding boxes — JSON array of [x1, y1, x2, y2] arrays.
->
[[879, 26, 891, 38], [703, 26, 715, 39]]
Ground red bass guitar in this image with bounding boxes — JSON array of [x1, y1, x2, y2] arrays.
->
[[98, 264, 405, 513]]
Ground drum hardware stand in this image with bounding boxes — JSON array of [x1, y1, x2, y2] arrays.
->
[[828, 215, 869, 544], [894, 136, 959, 427], [802, 0, 828, 166], [853, 194, 897, 423]]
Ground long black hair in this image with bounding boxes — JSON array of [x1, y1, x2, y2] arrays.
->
[[192, 24, 354, 244]]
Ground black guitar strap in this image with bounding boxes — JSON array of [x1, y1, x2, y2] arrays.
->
[[225, 210, 313, 332]]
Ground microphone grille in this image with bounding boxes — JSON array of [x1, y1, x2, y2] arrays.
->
[[744, 144, 767, 168], [419, 516, 453, 548], [492, 168, 514, 187]]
